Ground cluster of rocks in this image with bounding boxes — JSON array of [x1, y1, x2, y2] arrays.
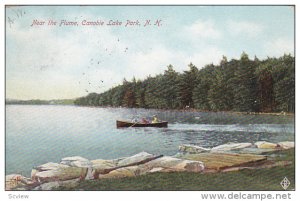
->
[[178, 141, 294, 173], [6, 152, 204, 190], [6, 141, 294, 191], [178, 141, 294, 154]]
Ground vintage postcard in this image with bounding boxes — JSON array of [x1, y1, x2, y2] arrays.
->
[[3, 3, 296, 200]]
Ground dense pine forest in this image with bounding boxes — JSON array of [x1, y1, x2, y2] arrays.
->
[[74, 53, 295, 113]]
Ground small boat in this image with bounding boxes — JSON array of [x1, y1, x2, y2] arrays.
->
[[116, 120, 168, 128]]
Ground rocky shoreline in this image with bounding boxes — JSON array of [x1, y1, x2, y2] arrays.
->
[[6, 141, 294, 191]]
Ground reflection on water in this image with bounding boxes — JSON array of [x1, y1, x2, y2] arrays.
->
[[6, 105, 294, 176]]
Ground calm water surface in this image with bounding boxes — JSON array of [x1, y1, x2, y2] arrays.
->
[[6, 105, 294, 176]]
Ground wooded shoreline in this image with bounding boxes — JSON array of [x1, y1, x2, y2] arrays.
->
[[74, 54, 295, 114], [5, 102, 295, 117]]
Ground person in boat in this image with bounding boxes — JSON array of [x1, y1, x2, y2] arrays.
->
[[152, 115, 159, 123], [141, 117, 149, 124]]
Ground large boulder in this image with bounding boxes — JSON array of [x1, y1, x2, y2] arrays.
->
[[179, 153, 267, 171], [6, 174, 36, 190], [142, 156, 204, 172], [6, 174, 28, 190], [236, 147, 280, 155], [60, 156, 94, 180], [117, 152, 156, 166], [179, 144, 211, 153], [35, 162, 70, 171], [211, 143, 252, 152], [254, 141, 279, 149], [60, 156, 92, 168], [92, 152, 161, 179], [91, 159, 118, 179], [221, 161, 293, 173], [32, 162, 71, 182], [278, 141, 295, 149], [91, 159, 117, 170], [32, 162, 87, 183], [99, 166, 141, 179]]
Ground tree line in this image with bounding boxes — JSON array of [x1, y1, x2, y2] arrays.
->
[[74, 53, 295, 113]]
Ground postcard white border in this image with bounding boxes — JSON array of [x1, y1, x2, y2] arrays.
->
[[1, 0, 298, 201]]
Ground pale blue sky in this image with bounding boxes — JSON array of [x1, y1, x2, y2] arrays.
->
[[6, 6, 294, 100]]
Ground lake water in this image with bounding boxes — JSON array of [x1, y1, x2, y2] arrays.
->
[[6, 105, 294, 177]]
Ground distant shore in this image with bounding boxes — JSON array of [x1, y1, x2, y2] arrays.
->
[[5, 99, 74, 105], [6, 100, 294, 117]]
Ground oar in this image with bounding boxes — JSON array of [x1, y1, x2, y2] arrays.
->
[[129, 122, 138, 128]]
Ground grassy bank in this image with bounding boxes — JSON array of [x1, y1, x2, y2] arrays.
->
[[57, 149, 294, 191]]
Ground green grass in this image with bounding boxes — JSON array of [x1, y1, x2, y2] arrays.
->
[[57, 149, 295, 191]]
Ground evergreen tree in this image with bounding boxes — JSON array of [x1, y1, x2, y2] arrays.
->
[[218, 57, 236, 111], [273, 54, 295, 112], [122, 78, 137, 108], [233, 52, 258, 112], [193, 64, 214, 110], [111, 85, 125, 107], [178, 63, 198, 108], [207, 66, 225, 111], [162, 65, 180, 109], [256, 63, 275, 112], [135, 79, 147, 108]]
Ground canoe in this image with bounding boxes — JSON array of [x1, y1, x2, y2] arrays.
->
[[116, 120, 168, 128]]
